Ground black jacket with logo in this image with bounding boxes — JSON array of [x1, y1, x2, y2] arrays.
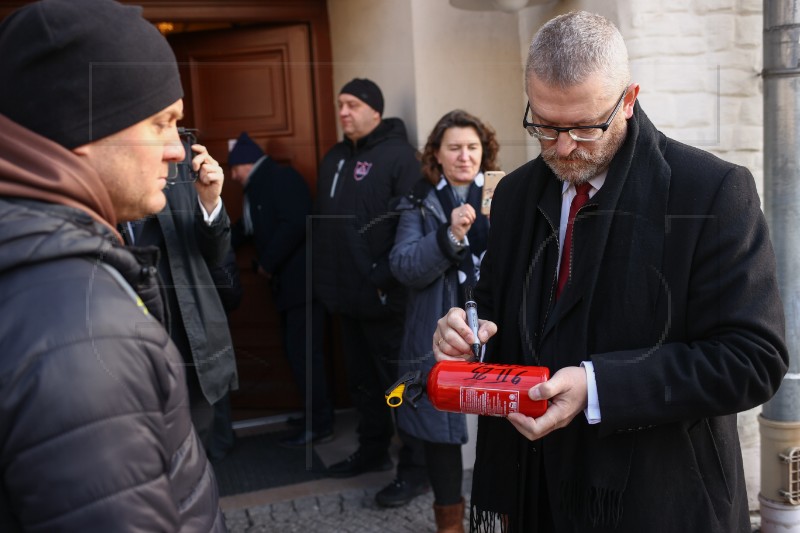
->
[[313, 118, 419, 318]]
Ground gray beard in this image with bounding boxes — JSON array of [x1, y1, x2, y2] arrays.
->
[[540, 124, 627, 185]]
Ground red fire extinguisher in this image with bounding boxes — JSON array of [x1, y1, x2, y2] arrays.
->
[[386, 360, 550, 418]]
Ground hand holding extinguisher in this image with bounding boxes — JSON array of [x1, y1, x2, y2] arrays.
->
[[387, 291, 549, 418], [386, 360, 549, 417], [427, 294, 595, 441]]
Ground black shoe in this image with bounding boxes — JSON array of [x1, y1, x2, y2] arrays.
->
[[375, 478, 431, 508], [206, 434, 237, 462], [278, 427, 334, 448], [286, 416, 305, 428], [207, 446, 232, 462], [287, 412, 335, 429], [326, 450, 393, 478]]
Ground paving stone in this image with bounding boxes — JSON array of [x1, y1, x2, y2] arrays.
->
[[223, 470, 470, 532]]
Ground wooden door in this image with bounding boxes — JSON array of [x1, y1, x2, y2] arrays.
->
[[169, 25, 321, 419]]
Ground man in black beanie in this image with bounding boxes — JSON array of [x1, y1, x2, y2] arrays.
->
[[228, 132, 335, 448], [0, 1, 226, 531], [313, 78, 429, 507]]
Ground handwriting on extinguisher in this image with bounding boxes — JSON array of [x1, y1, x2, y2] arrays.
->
[[467, 365, 528, 385]]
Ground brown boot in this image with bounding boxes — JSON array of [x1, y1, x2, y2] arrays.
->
[[433, 497, 465, 533]]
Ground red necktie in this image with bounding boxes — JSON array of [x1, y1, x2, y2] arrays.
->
[[557, 182, 592, 298]]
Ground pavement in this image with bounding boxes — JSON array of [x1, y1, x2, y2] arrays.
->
[[218, 409, 475, 533], [217, 409, 763, 533]]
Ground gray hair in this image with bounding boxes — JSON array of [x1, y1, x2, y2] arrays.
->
[[525, 11, 630, 97]]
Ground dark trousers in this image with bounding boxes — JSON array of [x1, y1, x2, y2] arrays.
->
[[339, 314, 426, 482], [207, 391, 235, 458], [282, 301, 334, 431], [186, 365, 215, 447], [424, 441, 463, 505]]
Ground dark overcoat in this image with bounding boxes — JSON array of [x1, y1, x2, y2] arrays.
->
[[470, 103, 788, 533], [155, 179, 238, 406], [232, 156, 310, 311]]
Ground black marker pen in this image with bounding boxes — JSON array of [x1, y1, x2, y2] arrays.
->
[[465, 286, 480, 361]]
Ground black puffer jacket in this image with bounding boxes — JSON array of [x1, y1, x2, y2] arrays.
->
[[313, 118, 419, 318], [0, 198, 226, 532]]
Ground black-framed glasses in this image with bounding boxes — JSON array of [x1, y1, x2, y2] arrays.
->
[[523, 88, 627, 142]]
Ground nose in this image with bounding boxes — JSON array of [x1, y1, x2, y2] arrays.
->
[[164, 137, 185, 163], [458, 147, 469, 161], [555, 131, 577, 158]]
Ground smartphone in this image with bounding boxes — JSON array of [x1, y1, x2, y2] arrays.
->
[[167, 127, 199, 184], [481, 170, 506, 215]]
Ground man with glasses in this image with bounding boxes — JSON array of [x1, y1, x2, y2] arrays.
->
[[433, 11, 787, 533]]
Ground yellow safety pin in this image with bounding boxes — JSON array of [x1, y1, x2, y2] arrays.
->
[[385, 383, 405, 407]]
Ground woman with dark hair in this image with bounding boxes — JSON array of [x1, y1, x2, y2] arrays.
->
[[389, 109, 499, 532]]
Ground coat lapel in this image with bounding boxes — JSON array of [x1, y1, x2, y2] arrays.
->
[[516, 161, 561, 364]]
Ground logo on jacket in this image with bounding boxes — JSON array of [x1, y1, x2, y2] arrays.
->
[[354, 161, 373, 181]]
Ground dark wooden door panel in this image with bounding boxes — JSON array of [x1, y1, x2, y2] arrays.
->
[[169, 25, 321, 418], [170, 24, 317, 186]]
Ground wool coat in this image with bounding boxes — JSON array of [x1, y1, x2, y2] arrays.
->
[[146, 178, 238, 406], [470, 103, 788, 533], [390, 180, 470, 445]]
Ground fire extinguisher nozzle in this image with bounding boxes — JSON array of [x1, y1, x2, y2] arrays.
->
[[385, 383, 405, 407], [384, 371, 425, 409]]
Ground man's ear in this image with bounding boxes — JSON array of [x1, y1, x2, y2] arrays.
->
[[623, 83, 640, 119]]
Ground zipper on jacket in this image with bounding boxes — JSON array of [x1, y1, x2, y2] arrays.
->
[[329, 158, 345, 198]]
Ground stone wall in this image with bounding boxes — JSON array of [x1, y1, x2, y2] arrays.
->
[[617, 0, 764, 194]]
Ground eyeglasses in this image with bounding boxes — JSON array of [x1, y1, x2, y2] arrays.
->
[[522, 88, 627, 142]]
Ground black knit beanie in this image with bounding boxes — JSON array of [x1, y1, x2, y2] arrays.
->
[[228, 132, 265, 166], [340, 78, 384, 116], [0, 0, 183, 149]]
